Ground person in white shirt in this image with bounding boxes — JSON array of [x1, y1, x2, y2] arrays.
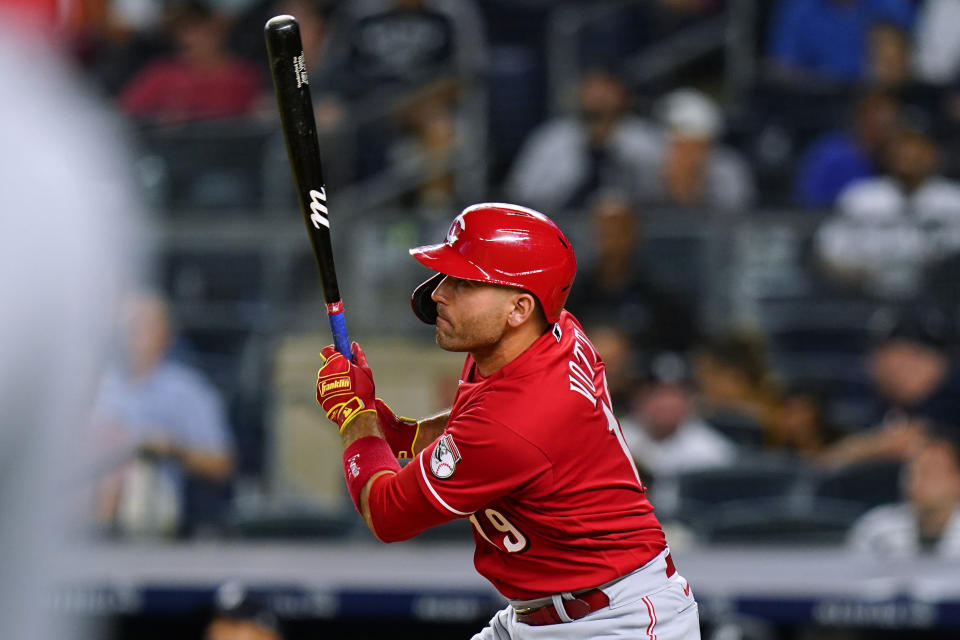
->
[[505, 69, 662, 213], [815, 118, 960, 298], [913, 0, 960, 85], [632, 88, 755, 213], [622, 352, 738, 478], [848, 428, 960, 558]]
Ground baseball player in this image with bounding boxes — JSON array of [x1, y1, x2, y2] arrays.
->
[[315, 203, 699, 638]]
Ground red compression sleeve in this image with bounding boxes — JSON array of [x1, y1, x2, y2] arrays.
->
[[343, 436, 401, 511], [366, 458, 456, 542]]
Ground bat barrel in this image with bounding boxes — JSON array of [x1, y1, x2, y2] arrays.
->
[[266, 14, 350, 357]]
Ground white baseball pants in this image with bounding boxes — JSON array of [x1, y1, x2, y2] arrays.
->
[[471, 549, 700, 640]]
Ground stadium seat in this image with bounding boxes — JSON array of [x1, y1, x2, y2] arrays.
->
[[161, 248, 265, 306], [658, 462, 806, 525], [133, 119, 274, 211], [224, 506, 358, 540], [698, 497, 861, 545], [811, 460, 903, 515]]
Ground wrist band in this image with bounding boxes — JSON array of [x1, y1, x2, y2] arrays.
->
[[343, 436, 401, 511]]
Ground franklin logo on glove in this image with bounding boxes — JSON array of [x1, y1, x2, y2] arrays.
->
[[315, 343, 377, 432], [319, 378, 351, 395]]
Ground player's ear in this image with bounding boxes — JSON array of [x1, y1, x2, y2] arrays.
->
[[506, 292, 538, 328]]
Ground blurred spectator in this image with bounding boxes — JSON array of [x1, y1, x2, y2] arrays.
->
[[83, 0, 174, 96], [318, 0, 485, 184], [794, 88, 899, 208], [848, 428, 960, 557], [206, 582, 283, 640], [866, 21, 911, 90], [586, 324, 640, 415], [912, 0, 960, 85], [818, 306, 960, 468], [866, 22, 943, 112], [505, 69, 662, 212], [766, 0, 914, 85], [622, 352, 738, 477], [564, 191, 700, 354], [325, 0, 484, 100], [110, 0, 165, 32], [815, 117, 960, 298], [92, 291, 235, 538], [386, 79, 484, 211], [768, 382, 839, 457], [265, 0, 331, 74], [633, 88, 755, 212], [866, 306, 959, 423], [119, 1, 264, 123], [692, 329, 781, 446]]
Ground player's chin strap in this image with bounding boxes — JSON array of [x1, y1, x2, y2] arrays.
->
[[410, 272, 444, 324], [550, 593, 576, 623]]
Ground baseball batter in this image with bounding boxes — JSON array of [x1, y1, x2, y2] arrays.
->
[[315, 203, 699, 638]]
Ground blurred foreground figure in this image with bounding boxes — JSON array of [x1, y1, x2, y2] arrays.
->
[[0, 10, 143, 640]]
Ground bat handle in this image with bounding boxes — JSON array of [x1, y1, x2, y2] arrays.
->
[[326, 301, 351, 359]]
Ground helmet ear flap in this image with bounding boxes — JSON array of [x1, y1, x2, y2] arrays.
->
[[411, 272, 444, 324]]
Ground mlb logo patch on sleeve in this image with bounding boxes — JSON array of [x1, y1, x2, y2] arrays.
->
[[430, 434, 462, 479]]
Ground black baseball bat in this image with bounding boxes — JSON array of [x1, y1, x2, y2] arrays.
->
[[265, 14, 350, 357]]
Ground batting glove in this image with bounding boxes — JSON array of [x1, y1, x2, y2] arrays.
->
[[316, 342, 376, 432], [375, 398, 420, 459]]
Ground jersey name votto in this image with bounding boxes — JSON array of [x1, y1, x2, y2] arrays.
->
[[566, 325, 599, 406]]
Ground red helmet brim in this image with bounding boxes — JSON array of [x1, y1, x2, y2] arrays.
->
[[409, 243, 496, 284]]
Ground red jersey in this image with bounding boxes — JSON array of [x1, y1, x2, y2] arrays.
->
[[120, 58, 262, 122], [393, 311, 665, 599]]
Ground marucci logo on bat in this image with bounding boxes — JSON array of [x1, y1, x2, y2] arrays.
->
[[309, 188, 329, 229]]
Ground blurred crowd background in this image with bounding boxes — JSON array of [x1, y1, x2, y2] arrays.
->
[[7, 0, 960, 638]]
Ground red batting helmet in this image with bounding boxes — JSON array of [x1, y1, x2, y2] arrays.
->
[[409, 203, 577, 324]]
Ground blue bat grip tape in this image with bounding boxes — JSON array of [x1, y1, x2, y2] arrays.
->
[[328, 311, 351, 358]]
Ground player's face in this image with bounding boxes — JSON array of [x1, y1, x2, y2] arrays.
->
[[431, 276, 516, 352]]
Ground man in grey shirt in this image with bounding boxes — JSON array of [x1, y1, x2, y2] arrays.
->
[[92, 292, 235, 537]]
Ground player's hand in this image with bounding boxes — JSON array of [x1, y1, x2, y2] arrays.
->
[[316, 342, 376, 432], [137, 437, 180, 462], [375, 398, 420, 459]]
